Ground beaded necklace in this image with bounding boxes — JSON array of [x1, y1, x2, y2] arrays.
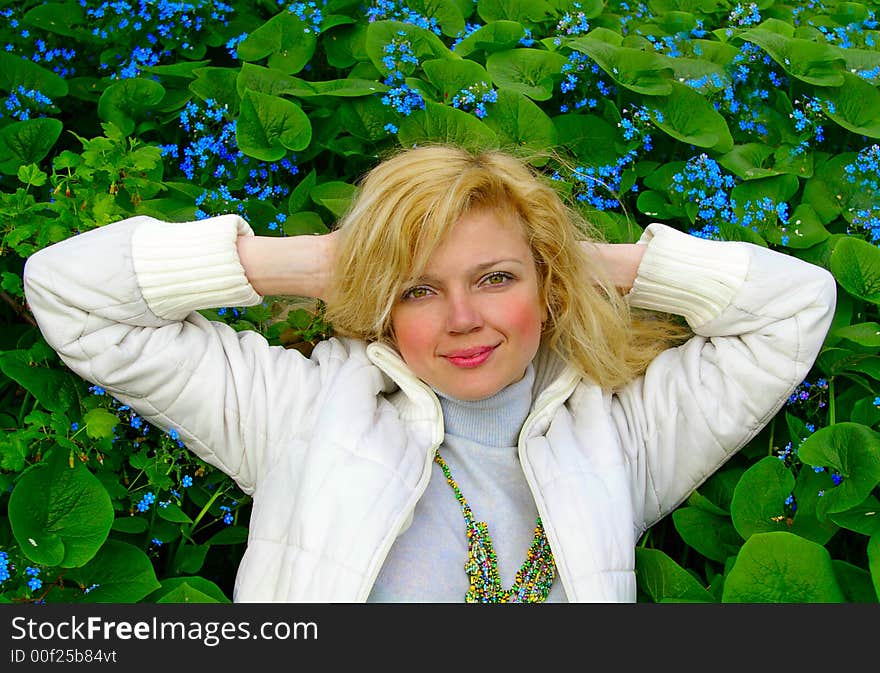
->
[[433, 449, 556, 603]]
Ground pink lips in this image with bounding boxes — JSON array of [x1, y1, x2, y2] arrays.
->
[[443, 345, 496, 368]]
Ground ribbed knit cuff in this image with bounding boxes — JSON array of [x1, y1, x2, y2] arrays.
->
[[131, 214, 263, 321], [628, 223, 751, 328]]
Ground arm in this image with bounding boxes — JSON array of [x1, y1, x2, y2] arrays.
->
[[609, 224, 837, 529], [583, 242, 645, 292], [23, 214, 337, 493], [236, 230, 337, 300]]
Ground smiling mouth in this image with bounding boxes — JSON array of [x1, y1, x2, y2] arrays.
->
[[443, 346, 497, 368]]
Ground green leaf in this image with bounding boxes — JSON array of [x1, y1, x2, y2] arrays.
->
[[422, 58, 492, 103], [833, 560, 879, 603], [566, 37, 674, 95], [205, 525, 249, 546], [237, 12, 317, 74], [82, 408, 119, 440], [0, 429, 39, 473], [634, 547, 716, 602], [324, 22, 369, 69], [775, 204, 830, 249], [481, 88, 557, 152], [0, 351, 79, 413], [651, 81, 734, 152], [111, 516, 148, 534], [9, 449, 114, 567], [310, 181, 358, 218], [671, 506, 742, 563], [829, 495, 880, 537], [0, 118, 63, 175], [730, 455, 796, 540], [288, 169, 317, 213], [62, 539, 161, 603], [365, 20, 452, 78], [553, 113, 620, 165], [22, 2, 87, 39], [485, 48, 568, 101], [236, 63, 307, 98], [400, 0, 466, 37], [739, 29, 846, 86], [156, 502, 193, 525], [832, 322, 880, 348], [236, 90, 311, 161], [171, 542, 209, 575], [823, 72, 880, 139], [830, 236, 880, 304], [97, 78, 165, 137], [0, 52, 68, 99], [869, 534, 880, 601], [398, 100, 498, 152], [282, 211, 329, 236], [796, 422, 880, 517], [453, 20, 526, 57], [338, 95, 400, 141], [17, 163, 47, 187], [150, 578, 230, 603], [189, 67, 240, 113], [722, 531, 846, 602], [476, 0, 554, 22], [636, 189, 677, 219]]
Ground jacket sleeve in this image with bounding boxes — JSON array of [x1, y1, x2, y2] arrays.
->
[[22, 214, 328, 494], [613, 223, 838, 530]]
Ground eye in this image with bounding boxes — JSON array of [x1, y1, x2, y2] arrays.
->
[[480, 271, 514, 287], [401, 285, 434, 301]]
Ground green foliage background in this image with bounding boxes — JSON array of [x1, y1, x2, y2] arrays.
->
[[1, 0, 880, 603]]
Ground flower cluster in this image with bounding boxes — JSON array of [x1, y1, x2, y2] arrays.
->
[[789, 96, 829, 156], [552, 2, 591, 46], [0, 551, 10, 583], [678, 155, 791, 242], [553, 105, 656, 211], [1, 6, 78, 77], [843, 145, 880, 242], [81, 0, 235, 79], [724, 2, 763, 37], [25, 566, 42, 592], [366, 0, 440, 35], [710, 42, 788, 141], [451, 22, 483, 51], [284, 1, 325, 34], [379, 33, 425, 117], [451, 82, 498, 119], [1, 86, 55, 121], [558, 50, 615, 113], [672, 154, 738, 237], [136, 491, 156, 512], [614, 0, 653, 36], [161, 98, 298, 222]]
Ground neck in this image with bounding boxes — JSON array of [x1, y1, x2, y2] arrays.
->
[[433, 364, 535, 446]]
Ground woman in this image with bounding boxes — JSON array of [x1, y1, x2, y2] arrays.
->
[[23, 144, 836, 602]]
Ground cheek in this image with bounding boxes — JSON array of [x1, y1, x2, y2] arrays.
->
[[497, 295, 545, 346], [391, 311, 436, 365]]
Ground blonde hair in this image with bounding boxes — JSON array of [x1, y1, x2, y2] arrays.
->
[[324, 143, 690, 390]]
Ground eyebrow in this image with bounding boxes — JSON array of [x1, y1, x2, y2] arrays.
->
[[412, 258, 526, 285]]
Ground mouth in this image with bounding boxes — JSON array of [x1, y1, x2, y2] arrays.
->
[[442, 345, 497, 369]]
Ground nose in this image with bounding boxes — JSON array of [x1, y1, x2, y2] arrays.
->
[[445, 290, 483, 334]]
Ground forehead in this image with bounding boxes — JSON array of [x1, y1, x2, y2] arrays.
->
[[419, 208, 531, 272]]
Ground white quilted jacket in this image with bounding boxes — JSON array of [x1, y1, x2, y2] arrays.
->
[[23, 214, 836, 602]]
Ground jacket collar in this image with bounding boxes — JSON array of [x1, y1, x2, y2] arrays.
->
[[364, 340, 582, 429]]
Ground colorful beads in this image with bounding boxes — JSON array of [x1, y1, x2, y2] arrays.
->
[[434, 450, 557, 603]]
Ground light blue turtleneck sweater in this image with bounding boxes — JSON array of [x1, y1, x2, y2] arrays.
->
[[368, 364, 567, 602]]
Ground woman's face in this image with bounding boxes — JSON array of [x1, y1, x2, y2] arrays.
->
[[390, 208, 547, 401]]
